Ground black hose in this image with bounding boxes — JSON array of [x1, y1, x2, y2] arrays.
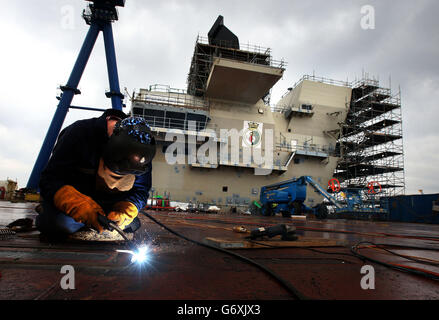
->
[[249, 239, 363, 260], [365, 243, 439, 251], [141, 210, 310, 300], [364, 243, 439, 267], [350, 241, 439, 281]]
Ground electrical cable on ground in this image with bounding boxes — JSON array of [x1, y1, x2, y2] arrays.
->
[[141, 210, 309, 300], [365, 243, 439, 267], [364, 243, 439, 251], [236, 238, 439, 280], [142, 211, 439, 293], [152, 212, 439, 242], [351, 241, 439, 280], [247, 239, 364, 262]]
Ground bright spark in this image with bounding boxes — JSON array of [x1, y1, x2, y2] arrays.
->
[[117, 245, 150, 265], [131, 245, 149, 264]]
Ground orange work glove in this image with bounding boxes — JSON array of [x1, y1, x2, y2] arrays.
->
[[107, 201, 139, 229], [53, 185, 104, 233]]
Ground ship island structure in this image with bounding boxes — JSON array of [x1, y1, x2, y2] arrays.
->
[[129, 16, 405, 210]]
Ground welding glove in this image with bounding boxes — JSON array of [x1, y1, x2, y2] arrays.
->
[[53, 185, 104, 233], [107, 201, 139, 229]]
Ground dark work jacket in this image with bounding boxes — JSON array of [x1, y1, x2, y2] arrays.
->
[[39, 109, 152, 213]]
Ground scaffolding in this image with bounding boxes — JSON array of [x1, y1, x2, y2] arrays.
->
[[335, 76, 405, 197], [186, 35, 286, 104]]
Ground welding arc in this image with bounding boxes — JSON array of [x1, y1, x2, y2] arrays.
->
[[350, 241, 439, 281], [141, 211, 309, 300]]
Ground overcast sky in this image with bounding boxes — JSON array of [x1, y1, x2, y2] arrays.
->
[[0, 0, 438, 194]]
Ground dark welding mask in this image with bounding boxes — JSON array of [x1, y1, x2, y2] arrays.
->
[[103, 117, 156, 176]]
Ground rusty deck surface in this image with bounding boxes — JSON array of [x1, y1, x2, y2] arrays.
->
[[0, 201, 438, 300]]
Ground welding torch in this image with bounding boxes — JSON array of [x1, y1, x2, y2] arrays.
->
[[97, 214, 136, 250], [98, 214, 149, 264], [97, 214, 150, 264]]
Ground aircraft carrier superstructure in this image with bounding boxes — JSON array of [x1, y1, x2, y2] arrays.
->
[[130, 16, 404, 208]]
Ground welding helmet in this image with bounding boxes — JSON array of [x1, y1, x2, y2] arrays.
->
[[103, 116, 156, 175]]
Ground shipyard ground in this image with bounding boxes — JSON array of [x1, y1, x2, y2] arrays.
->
[[0, 201, 438, 300]]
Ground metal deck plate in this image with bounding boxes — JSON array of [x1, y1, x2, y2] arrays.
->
[[1, 201, 439, 299]]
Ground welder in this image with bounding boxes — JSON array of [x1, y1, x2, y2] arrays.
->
[[35, 109, 156, 240]]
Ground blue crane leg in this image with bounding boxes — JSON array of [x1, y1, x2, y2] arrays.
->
[[26, 23, 101, 189], [102, 23, 123, 111]]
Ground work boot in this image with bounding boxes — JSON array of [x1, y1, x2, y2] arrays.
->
[[7, 218, 35, 232]]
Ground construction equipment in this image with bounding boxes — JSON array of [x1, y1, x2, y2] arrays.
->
[[260, 176, 333, 218], [259, 176, 388, 219], [145, 196, 176, 211], [336, 188, 388, 217]]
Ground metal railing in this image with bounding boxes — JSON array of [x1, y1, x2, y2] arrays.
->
[[148, 84, 186, 94], [281, 75, 351, 98], [133, 90, 209, 111], [373, 87, 392, 97], [194, 51, 286, 70], [197, 35, 271, 56], [137, 114, 209, 132], [276, 140, 335, 156], [195, 36, 287, 69], [271, 105, 288, 113], [280, 74, 386, 99], [353, 86, 392, 104], [271, 104, 314, 115], [350, 78, 379, 89]]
